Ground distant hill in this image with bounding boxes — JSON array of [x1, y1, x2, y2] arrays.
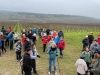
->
[[0, 10, 100, 24]]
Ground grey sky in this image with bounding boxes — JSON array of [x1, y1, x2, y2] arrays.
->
[[0, 0, 100, 19]]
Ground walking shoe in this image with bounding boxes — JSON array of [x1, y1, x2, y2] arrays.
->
[[55, 72, 57, 75], [48, 72, 50, 74]]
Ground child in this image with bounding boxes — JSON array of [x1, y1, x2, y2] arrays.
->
[[57, 37, 65, 58], [30, 44, 40, 75]]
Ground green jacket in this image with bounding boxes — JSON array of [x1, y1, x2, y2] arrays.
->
[[91, 58, 100, 75], [82, 51, 92, 63], [47, 47, 58, 59]]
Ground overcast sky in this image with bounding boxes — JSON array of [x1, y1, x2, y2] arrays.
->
[[0, 0, 100, 19]]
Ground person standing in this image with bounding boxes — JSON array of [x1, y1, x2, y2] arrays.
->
[[14, 39, 22, 61], [47, 43, 58, 75], [7, 31, 14, 50], [57, 37, 65, 58], [81, 47, 92, 75], [42, 33, 47, 52], [13, 31, 20, 43], [82, 35, 89, 51], [23, 48, 32, 75], [89, 51, 100, 75], [90, 39, 100, 58], [30, 44, 40, 75], [88, 32, 94, 48], [75, 55, 88, 75]]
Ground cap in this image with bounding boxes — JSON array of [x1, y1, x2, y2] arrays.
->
[[85, 35, 88, 38], [33, 33, 36, 36], [80, 54, 85, 59], [90, 32, 93, 34]]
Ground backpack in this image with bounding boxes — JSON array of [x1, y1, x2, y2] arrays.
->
[[20, 55, 24, 75], [0, 40, 2, 47]]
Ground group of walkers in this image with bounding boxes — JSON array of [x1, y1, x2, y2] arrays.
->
[[0, 26, 66, 75], [75, 32, 100, 75]]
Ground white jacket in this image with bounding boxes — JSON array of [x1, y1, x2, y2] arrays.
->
[[75, 59, 88, 74]]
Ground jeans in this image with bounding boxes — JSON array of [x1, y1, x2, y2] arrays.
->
[[16, 51, 21, 60], [48, 58, 57, 73], [1, 41, 6, 53]]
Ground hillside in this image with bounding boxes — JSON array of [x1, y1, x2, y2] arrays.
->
[[0, 10, 100, 24]]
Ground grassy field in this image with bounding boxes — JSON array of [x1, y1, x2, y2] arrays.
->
[[0, 22, 100, 75]]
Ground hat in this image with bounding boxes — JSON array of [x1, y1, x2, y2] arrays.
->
[[97, 51, 100, 55], [33, 33, 36, 36], [80, 54, 85, 59], [26, 48, 31, 52], [43, 33, 47, 36], [90, 32, 93, 34], [85, 35, 88, 38]]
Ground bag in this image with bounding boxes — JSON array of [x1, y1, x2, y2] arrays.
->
[[20, 55, 24, 75], [0, 40, 2, 47]]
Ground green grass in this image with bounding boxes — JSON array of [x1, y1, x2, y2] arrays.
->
[[0, 23, 100, 75]]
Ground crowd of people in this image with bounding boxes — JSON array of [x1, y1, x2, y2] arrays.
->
[[75, 32, 100, 75], [0, 26, 66, 75]]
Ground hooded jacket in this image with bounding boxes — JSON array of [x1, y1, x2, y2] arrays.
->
[[75, 59, 88, 74]]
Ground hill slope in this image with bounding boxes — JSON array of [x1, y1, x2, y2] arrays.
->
[[0, 10, 100, 24]]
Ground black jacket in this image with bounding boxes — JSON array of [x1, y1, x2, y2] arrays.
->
[[88, 35, 94, 43], [23, 53, 32, 71], [82, 38, 89, 46], [24, 40, 31, 50]]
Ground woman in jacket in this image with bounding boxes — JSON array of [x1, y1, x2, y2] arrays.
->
[[47, 43, 58, 75], [42, 33, 47, 52], [14, 39, 22, 61], [30, 44, 40, 75], [75, 55, 88, 75], [81, 47, 92, 75]]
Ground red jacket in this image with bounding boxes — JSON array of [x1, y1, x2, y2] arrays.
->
[[53, 32, 57, 38], [7, 28, 12, 33], [42, 36, 47, 44], [57, 40, 65, 50], [22, 37, 26, 45], [47, 35, 52, 43], [98, 34, 100, 45]]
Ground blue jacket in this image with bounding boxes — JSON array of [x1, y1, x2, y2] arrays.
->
[[54, 36, 60, 44], [0, 40, 2, 47], [32, 29, 37, 34], [47, 47, 58, 59], [7, 33, 13, 41]]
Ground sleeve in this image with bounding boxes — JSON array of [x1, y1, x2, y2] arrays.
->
[[30, 52, 37, 59], [91, 61, 100, 73], [14, 43, 18, 51], [75, 60, 78, 68], [47, 48, 51, 54]]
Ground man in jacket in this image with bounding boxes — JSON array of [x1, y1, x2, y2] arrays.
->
[[23, 48, 32, 75], [88, 32, 94, 48], [82, 35, 89, 50], [90, 51, 100, 75], [90, 39, 100, 58]]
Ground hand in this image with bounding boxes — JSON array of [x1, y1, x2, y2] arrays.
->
[[56, 55, 58, 56], [37, 55, 40, 58]]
